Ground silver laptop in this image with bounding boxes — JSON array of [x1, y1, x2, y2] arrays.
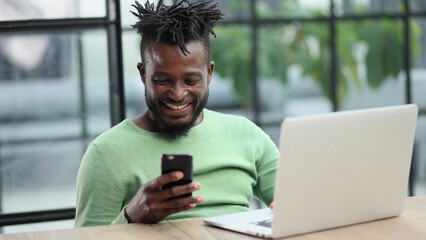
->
[[204, 104, 418, 238]]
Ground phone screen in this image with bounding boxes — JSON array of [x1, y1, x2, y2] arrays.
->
[[161, 154, 193, 198]]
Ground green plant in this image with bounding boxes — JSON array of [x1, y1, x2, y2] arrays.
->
[[210, 1, 422, 104]]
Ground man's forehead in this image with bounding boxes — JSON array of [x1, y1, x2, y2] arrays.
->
[[143, 41, 207, 65], [145, 45, 164, 65]]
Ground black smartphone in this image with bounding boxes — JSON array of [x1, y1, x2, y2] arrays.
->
[[161, 154, 193, 198]]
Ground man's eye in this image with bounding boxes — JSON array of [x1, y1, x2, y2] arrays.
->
[[154, 79, 169, 85], [186, 79, 199, 85]]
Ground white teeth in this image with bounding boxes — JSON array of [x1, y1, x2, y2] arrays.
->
[[165, 102, 188, 110]]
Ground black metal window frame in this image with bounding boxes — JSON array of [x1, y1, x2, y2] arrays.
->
[[0, 0, 125, 228], [214, 0, 426, 125], [1, 0, 425, 228]]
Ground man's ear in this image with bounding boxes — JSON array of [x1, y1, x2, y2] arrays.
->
[[137, 62, 146, 84], [207, 61, 215, 85]]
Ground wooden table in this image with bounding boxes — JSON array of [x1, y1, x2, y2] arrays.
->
[[1, 196, 426, 240]]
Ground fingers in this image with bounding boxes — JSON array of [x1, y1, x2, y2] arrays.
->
[[160, 195, 205, 216], [269, 202, 275, 210], [159, 182, 201, 199], [150, 171, 184, 191], [150, 181, 204, 218], [149, 172, 200, 200]]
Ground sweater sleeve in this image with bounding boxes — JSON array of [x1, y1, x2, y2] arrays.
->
[[253, 133, 279, 206], [75, 143, 128, 227]]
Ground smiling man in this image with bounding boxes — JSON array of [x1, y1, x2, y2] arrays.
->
[[135, 40, 213, 139], [75, 0, 279, 227]]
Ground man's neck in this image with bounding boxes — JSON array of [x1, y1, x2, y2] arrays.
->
[[131, 111, 158, 132]]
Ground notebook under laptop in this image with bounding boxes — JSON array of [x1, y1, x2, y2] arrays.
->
[[204, 104, 418, 238]]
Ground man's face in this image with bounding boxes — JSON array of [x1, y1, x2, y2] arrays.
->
[[138, 41, 214, 138]]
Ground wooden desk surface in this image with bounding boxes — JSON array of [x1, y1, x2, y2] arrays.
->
[[1, 196, 426, 240]]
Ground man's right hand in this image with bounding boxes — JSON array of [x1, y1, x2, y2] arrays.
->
[[124, 171, 204, 223]]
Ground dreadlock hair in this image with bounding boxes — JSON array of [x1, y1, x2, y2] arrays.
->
[[131, 0, 224, 65]]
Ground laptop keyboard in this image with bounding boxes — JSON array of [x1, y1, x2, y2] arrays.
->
[[251, 219, 272, 228]]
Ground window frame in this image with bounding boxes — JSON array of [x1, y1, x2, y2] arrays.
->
[[1, 0, 425, 228]]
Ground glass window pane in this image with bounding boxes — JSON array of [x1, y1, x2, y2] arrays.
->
[[0, 30, 110, 217], [410, 0, 426, 13], [80, 31, 111, 136], [412, 18, 426, 106], [335, 0, 402, 16], [338, 20, 405, 110], [122, 31, 148, 118], [257, 0, 330, 19], [412, 17, 426, 196], [0, 0, 106, 21], [258, 23, 333, 145], [210, 25, 251, 118], [121, 0, 141, 29], [218, 0, 251, 20]]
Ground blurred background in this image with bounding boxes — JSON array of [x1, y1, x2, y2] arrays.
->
[[0, 0, 425, 233]]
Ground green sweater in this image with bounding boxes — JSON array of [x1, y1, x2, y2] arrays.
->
[[75, 109, 279, 227]]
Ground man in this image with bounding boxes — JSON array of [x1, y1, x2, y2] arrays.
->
[[75, 0, 278, 227]]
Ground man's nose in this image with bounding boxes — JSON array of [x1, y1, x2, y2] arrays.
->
[[169, 81, 187, 101]]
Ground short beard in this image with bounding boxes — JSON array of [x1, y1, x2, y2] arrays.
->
[[145, 91, 208, 139]]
